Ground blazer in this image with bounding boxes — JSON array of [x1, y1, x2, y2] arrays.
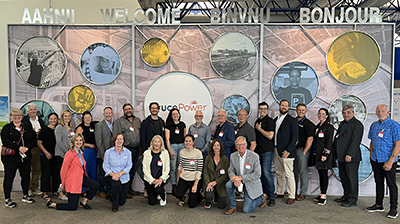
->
[[228, 150, 262, 199], [60, 149, 88, 194], [335, 117, 363, 163], [274, 115, 299, 158], [203, 154, 229, 197], [22, 115, 45, 147], [95, 119, 113, 159], [213, 122, 236, 156], [143, 149, 170, 184], [314, 121, 336, 169], [140, 115, 165, 151]]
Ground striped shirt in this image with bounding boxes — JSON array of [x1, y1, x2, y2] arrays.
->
[[178, 148, 203, 181]]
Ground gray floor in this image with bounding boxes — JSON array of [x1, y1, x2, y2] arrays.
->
[[0, 175, 399, 224]]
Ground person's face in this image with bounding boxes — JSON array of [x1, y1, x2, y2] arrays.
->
[[342, 109, 355, 122], [49, 114, 58, 126], [217, 111, 227, 124], [318, 110, 327, 122], [212, 141, 221, 154], [103, 108, 113, 121], [115, 134, 124, 147], [152, 137, 162, 150], [289, 70, 301, 87], [236, 139, 247, 155], [194, 111, 203, 123], [11, 113, 23, 123], [258, 105, 269, 117], [237, 110, 248, 123], [150, 104, 159, 116], [28, 106, 37, 118], [74, 136, 83, 149], [375, 105, 389, 121], [279, 101, 289, 115], [63, 112, 71, 124], [100, 57, 111, 71], [83, 114, 92, 125], [172, 110, 180, 121], [123, 105, 133, 117], [32, 51, 39, 59], [184, 136, 194, 149], [296, 105, 307, 118]]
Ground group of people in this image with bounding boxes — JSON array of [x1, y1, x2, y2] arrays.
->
[[1, 100, 398, 219]]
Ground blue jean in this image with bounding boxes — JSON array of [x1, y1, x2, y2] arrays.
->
[[170, 143, 185, 185], [259, 151, 275, 199], [226, 180, 264, 213]]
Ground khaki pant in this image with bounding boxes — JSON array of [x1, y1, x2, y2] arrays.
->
[[273, 148, 295, 199], [29, 146, 41, 191]]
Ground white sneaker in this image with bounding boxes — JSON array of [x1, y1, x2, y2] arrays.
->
[[59, 195, 68, 201], [32, 189, 42, 195], [159, 193, 167, 206]]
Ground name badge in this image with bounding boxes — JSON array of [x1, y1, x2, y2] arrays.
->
[[318, 132, 324, 138], [158, 160, 163, 166], [175, 129, 180, 134], [378, 131, 384, 138], [130, 126, 134, 131], [190, 159, 195, 165], [335, 134, 339, 139], [15, 126, 21, 131], [220, 169, 225, 174], [69, 131, 75, 136], [123, 154, 127, 159], [162, 127, 165, 131], [235, 129, 238, 135], [89, 128, 94, 132], [194, 133, 198, 138], [219, 132, 224, 137], [245, 163, 251, 169]]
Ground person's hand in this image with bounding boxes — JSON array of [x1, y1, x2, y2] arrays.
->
[[19, 146, 28, 154], [255, 122, 262, 131], [345, 155, 352, 162], [45, 152, 52, 160], [282, 150, 290, 159], [191, 184, 197, 193], [169, 151, 175, 160], [230, 176, 242, 182], [234, 180, 242, 188], [87, 143, 96, 149], [206, 183, 214, 192], [383, 161, 393, 171], [321, 156, 327, 162], [153, 179, 163, 187]]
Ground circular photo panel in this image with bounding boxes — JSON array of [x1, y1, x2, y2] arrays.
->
[[271, 61, 319, 108], [333, 144, 373, 183], [210, 32, 257, 80], [222, 95, 251, 124], [67, 85, 96, 114], [20, 100, 56, 126], [141, 37, 170, 67], [80, 43, 121, 85], [15, 36, 67, 88], [328, 95, 367, 130], [327, 31, 380, 85]]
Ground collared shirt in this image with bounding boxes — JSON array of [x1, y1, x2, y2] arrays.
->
[[254, 115, 275, 154], [105, 119, 113, 136], [238, 149, 248, 176], [74, 147, 84, 166], [29, 116, 41, 134], [368, 117, 400, 163], [103, 146, 132, 184], [113, 116, 141, 149], [296, 116, 315, 148], [188, 122, 211, 153], [275, 113, 287, 146]]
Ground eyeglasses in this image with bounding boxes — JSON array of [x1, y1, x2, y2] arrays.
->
[[236, 144, 246, 147], [238, 114, 247, 117], [217, 115, 225, 117], [195, 115, 203, 118], [258, 108, 268, 111], [11, 114, 23, 117]]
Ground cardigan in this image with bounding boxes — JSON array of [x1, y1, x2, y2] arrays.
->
[[143, 149, 170, 184]]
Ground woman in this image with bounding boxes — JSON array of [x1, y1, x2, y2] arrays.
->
[[37, 112, 59, 200], [1, 109, 37, 208], [27, 49, 59, 86], [46, 133, 100, 210], [165, 108, 186, 194], [103, 133, 132, 212], [313, 108, 335, 205], [203, 139, 229, 209], [55, 109, 74, 200], [76, 111, 97, 181], [175, 134, 203, 208], [143, 135, 170, 206]]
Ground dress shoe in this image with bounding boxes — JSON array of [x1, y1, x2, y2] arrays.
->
[[99, 192, 106, 199], [286, 198, 295, 204], [224, 208, 237, 215], [275, 193, 284, 198], [342, 202, 357, 207], [129, 190, 140, 196], [334, 196, 347, 203], [268, 199, 276, 207], [126, 193, 133, 199], [79, 201, 92, 209], [259, 194, 267, 208], [296, 194, 306, 201], [111, 206, 118, 212]]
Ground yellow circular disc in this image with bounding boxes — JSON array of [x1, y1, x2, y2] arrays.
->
[[327, 31, 380, 85], [141, 38, 170, 67], [67, 85, 96, 114]]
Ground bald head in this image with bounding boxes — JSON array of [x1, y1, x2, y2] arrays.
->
[[237, 109, 248, 125], [376, 104, 389, 122]]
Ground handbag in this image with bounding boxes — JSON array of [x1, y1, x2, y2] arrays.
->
[[1, 125, 24, 156]]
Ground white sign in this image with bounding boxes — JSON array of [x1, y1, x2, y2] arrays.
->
[[393, 89, 400, 123]]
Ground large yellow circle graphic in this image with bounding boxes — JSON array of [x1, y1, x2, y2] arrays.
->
[[141, 38, 170, 67], [67, 85, 96, 114]]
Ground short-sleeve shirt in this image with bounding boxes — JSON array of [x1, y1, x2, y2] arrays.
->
[[368, 118, 400, 163], [296, 117, 315, 149], [165, 121, 186, 144], [235, 121, 256, 150], [254, 115, 275, 154], [38, 126, 56, 155]]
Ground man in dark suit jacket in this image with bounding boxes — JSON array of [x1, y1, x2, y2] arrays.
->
[[334, 104, 363, 207], [273, 100, 299, 204], [140, 102, 165, 152]]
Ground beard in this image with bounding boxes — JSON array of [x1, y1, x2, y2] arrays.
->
[[124, 113, 133, 118], [279, 108, 288, 115]]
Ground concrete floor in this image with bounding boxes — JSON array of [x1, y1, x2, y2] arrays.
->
[[0, 175, 399, 224]]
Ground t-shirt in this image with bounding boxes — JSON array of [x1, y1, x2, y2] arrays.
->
[[165, 121, 186, 144], [77, 123, 96, 145], [296, 117, 315, 149], [150, 151, 162, 179], [277, 86, 312, 108], [234, 121, 256, 151], [254, 115, 275, 154], [152, 118, 163, 136], [38, 126, 56, 155]]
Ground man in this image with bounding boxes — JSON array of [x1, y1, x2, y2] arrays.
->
[[94, 106, 114, 198], [294, 103, 315, 201], [276, 68, 312, 108], [224, 136, 267, 215], [254, 102, 276, 206], [234, 109, 256, 152], [213, 109, 235, 159], [22, 103, 44, 197], [113, 103, 141, 197], [334, 105, 363, 207], [140, 102, 165, 152], [273, 99, 299, 204], [365, 104, 400, 219], [188, 110, 211, 157]]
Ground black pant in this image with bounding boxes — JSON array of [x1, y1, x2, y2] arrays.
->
[[54, 156, 64, 192], [56, 176, 100, 210], [205, 189, 226, 209], [175, 179, 202, 208], [97, 158, 110, 193], [371, 159, 398, 210], [40, 155, 58, 193], [318, 169, 329, 194], [2, 158, 31, 199], [105, 176, 129, 209], [144, 181, 166, 206], [338, 161, 359, 204], [125, 146, 139, 192]]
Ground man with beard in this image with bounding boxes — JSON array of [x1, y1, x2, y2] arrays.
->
[[114, 103, 141, 198], [188, 110, 211, 157], [273, 100, 299, 204], [140, 102, 165, 152]]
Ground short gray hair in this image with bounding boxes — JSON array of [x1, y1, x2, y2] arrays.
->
[[218, 109, 227, 115], [342, 105, 354, 113], [27, 103, 37, 109], [235, 136, 247, 145]]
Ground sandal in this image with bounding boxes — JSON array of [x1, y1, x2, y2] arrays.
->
[[42, 194, 51, 200]]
